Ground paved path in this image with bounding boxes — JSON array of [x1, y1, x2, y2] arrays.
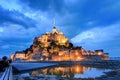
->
[[12, 62, 58, 71]]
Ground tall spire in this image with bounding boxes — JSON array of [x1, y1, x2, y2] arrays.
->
[[52, 18, 57, 33], [53, 18, 56, 27]]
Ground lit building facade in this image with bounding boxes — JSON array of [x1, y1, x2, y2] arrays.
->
[[12, 24, 109, 61], [38, 27, 69, 47]]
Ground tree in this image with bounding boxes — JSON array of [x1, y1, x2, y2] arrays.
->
[[69, 43, 73, 48], [2, 56, 7, 61], [2, 56, 9, 67]]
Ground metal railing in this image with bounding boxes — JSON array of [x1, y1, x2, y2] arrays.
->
[[0, 65, 12, 80]]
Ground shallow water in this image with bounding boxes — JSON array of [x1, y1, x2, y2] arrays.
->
[[20, 65, 110, 78]]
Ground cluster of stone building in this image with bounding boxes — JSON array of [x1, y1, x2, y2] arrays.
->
[[10, 26, 109, 61]]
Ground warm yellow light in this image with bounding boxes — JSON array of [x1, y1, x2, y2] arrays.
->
[[75, 52, 78, 55], [75, 66, 80, 73], [62, 40, 66, 43]]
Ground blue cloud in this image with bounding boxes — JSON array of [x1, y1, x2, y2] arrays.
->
[[0, 0, 120, 57], [71, 22, 120, 56], [0, 6, 36, 28], [20, 0, 65, 13]]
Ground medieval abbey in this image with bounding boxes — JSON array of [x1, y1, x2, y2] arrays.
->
[[10, 23, 109, 61]]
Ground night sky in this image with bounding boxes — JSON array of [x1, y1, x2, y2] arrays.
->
[[0, 0, 120, 57]]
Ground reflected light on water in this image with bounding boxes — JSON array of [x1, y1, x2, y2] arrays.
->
[[29, 65, 110, 78]]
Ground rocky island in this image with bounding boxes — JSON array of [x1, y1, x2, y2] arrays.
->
[[10, 24, 109, 61]]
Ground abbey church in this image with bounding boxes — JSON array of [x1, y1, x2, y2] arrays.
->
[[37, 26, 69, 47]]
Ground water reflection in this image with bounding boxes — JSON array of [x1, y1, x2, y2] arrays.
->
[[29, 65, 110, 78]]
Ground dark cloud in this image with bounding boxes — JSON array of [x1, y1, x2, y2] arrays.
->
[[19, 0, 65, 14], [18, 0, 120, 34], [0, 6, 36, 28], [58, 0, 120, 39], [20, 0, 51, 11]]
